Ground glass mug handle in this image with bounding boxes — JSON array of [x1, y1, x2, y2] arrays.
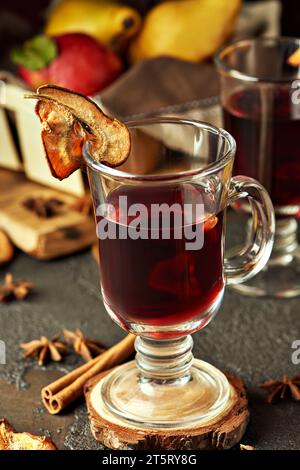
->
[[224, 176, 275, 285]]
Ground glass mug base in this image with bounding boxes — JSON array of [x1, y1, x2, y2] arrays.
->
[[231, 218, 300, 298], [97, 358, 231, 429], [230, 251, 300, 298]]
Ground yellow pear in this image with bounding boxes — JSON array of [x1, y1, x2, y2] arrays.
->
[[130, 0, 241, 63], [45, 0, 141, 49]]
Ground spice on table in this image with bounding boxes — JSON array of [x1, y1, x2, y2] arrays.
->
[[260, 375, 300, 403], [0, 230, 14, 265], [21, 335, 68, 366], [69, 194, 93, 216], [42, 334, 135, 414], [23, 196, 64, 218], [0, 273, 33, 302], [0, 419, 56, 450], [64, 329, 106, 362]]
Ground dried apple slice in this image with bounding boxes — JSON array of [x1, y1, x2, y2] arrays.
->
[[0, 418, 57, 450], [25, 85, 130, 180]]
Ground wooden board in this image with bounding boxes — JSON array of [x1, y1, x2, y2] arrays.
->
[[84, 367, 249, 450], [0, 169, 96, 260]]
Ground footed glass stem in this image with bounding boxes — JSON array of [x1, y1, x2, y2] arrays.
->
[[231, 218, 300, 298], [100, 335, 231, 429]]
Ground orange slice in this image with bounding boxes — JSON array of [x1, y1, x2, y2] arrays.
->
[[204, 215, 218, 231], [25, 85, 130, 180], [288, 48, 300, 67]]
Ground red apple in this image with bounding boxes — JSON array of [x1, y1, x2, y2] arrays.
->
[[14, 33, 123, 95]]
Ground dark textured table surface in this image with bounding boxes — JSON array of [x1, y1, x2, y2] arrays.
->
[[0, 211, 299, 450]]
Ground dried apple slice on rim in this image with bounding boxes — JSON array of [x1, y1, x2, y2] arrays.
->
[[25, 85, 130, 180]]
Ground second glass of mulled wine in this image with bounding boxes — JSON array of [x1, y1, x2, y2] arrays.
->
[[84, 118, 274, 429], [216, 37, 300, 297]]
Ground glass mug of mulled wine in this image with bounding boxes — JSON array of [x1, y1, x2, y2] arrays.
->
[[84, 118, 274, 428], [215, 37, 300, 297]]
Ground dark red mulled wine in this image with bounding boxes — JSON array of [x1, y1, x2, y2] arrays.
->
[[97, 184, 225, 330], [223, 88, 300, 209]]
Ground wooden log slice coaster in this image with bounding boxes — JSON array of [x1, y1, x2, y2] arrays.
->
[[84, 366, 249, 450]]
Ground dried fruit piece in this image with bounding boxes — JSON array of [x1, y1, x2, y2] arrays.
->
[[0, 419, 57, 450], [25, 85, 130, 180], [149, 253, 202, 297], [288, 48, 300, 67], [0, 230, 14, 265], [204, 215, 218, 231], [240, 444, 255, 451]]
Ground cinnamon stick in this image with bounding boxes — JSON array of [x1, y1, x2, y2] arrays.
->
[[42, 334, 135, 414]]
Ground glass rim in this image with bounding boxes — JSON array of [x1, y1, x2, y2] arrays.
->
[[214, 36, 300, 84], [83, 117, 236, 183]]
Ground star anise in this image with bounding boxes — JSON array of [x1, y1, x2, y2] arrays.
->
[[63, 329, 106, 362], [69, 194, 93, 217], [20, 335, 68, 366], [0, 273, 33, 302], [260, 375, 300, 403], [23, 197, 64, 218]]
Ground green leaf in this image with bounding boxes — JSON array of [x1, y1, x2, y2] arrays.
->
[[11, 35, 57, 70]]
